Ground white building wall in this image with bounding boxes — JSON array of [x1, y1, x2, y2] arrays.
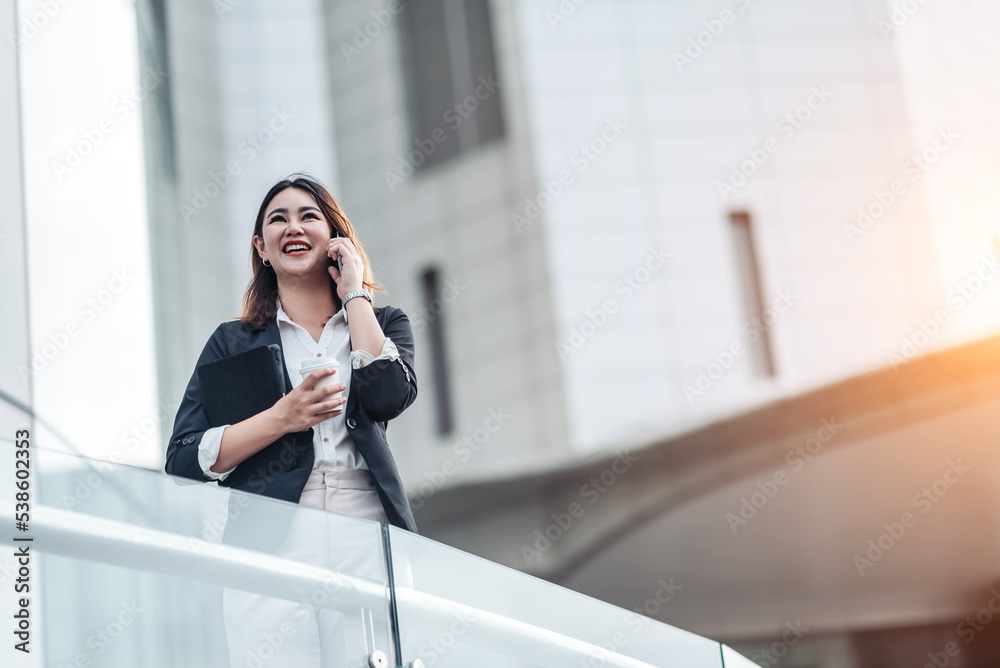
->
[[891, 0, 1000, 346], [511, 0, 945, 455]]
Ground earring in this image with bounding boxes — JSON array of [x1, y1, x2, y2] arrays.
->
[[263, 259, 271, 267]]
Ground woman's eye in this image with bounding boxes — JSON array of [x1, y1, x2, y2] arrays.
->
[[269, 216, 285, 224]]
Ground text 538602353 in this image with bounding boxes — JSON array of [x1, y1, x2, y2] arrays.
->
[[12, 428, 33, 654]]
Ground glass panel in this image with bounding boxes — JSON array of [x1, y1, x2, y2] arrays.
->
[[721, 644, 759, 668], [17, 0, 161, 469], [0, 0, 30, 438], [388, 526, 723, 667], [1, 446, 394, 667]]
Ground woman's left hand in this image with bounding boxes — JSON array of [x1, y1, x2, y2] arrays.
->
[[328, 237, 364, 299]]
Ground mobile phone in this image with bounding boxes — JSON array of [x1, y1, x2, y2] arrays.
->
[[330, 229, 340, 272]]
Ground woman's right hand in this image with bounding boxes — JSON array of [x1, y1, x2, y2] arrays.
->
[[271, 367, 347, 432]]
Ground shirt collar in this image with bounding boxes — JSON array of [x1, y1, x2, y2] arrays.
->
[[275, 296, 348, 326]]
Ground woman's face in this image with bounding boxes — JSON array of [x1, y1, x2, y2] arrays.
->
[[255, 187, 333, 282]]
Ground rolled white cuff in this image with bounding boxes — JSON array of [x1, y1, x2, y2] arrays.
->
[[350, 337, 399, 369], [198, 425, 237, 482]]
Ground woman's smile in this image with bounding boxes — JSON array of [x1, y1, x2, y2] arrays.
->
[[257, 186, 334, 272], [281, 240, 313, 256]]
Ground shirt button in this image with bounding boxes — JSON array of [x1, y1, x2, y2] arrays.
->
[[317, 353, 322, 357], [323, 437, 329, 442], [347, 418, 357, 429]]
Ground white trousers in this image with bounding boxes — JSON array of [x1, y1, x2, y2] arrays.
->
[[222, 467, 393, 668]]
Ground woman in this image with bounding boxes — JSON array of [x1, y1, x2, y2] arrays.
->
[[165, 174, 418, 666]]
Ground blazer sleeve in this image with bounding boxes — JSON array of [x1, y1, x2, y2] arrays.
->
[[352, 306, 418, 423], [164, 323, 230, 483]]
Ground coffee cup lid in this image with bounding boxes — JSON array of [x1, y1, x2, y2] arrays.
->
[[300, 357, 339, 373]]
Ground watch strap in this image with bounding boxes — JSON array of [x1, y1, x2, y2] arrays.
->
[[343, 289, 372, 306]]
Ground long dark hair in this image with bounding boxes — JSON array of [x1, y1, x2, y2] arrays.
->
[[240, 174, 385, 326]]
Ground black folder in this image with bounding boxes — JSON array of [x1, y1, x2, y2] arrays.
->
[[197, 344, 287, 427]]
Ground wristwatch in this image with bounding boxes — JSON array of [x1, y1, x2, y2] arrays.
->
[[343, 289, 372, 306]]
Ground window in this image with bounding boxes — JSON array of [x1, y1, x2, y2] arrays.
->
[[730, 211, 776, 377], [420, 266, 454, 435], [397, 0, 505, 171]]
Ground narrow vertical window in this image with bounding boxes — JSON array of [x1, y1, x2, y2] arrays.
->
[[460, 0, 504, 145], [397, 0, 505, 171], [730, 211, 777, 377], [420, 267, 454, 435]]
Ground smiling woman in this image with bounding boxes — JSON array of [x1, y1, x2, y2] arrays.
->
[[164, 174, 419, 666], [242, 176, 385, 327]]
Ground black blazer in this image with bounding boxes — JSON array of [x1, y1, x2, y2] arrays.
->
[[165, 304, 419, 547]]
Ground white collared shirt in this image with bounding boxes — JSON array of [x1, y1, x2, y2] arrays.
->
[[197, 297, 399, 481]]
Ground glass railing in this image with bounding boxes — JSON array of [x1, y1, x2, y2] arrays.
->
[[0, 445, 755, 667], [388, 526, 724, 667]]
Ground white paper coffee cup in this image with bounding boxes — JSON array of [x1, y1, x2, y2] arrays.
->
[[300, 357, 342, 412]]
